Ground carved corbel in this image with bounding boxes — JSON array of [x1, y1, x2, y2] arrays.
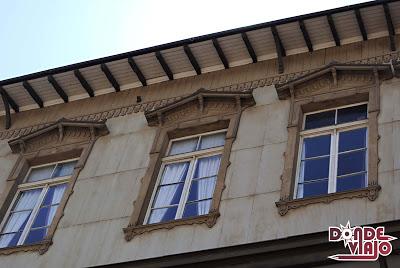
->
[[331, 67, 338, 87], [198, 94, 204, 112]]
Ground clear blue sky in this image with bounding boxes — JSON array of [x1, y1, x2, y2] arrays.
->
[[0, 0, 368, 80]]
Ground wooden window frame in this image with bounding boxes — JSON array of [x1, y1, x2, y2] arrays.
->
[[123, 89, 255, 240]]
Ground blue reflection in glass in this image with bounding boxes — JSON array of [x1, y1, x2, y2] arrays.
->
[[153, 183, 184, 208], [182, 200, 212, 218], [24, 228, 47, 245], [337, 150, 366, 176], [300, 180, 329, 198], [339, 128, 367, 152], [304, 110, 335, 130], [303, 135, 331, 158], [301, 157, 330, 181], [337, 104, 367, 124], [336, 173, 366, 192], [187, 177, 216, 202], [148, 206, 178, 224]]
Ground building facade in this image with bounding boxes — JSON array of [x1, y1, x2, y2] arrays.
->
[[0, 1, 400, 267]]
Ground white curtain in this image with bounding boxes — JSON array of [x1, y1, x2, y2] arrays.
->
[[45, 184, 67, 227], [149, 162, 188, 223], [169, 138, 197, 155], [199, 133, 225, 150], [0, 189, 41, 248]]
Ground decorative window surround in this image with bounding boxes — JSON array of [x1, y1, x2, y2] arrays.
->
[[123, 88, 255, 240], [275, 63, 393, 216], [0, 118, 108, 255]]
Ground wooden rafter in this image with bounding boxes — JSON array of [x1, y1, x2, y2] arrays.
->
[[241, 32, 257, 63], [156, 51, 173, 80], [271, 26, 285, 74], [0, 86, 19, 113], [48, 75, 68, 103], [383, 3, 396, 51], [327, 14, 340, 46], [299, 20, 313, 52], [128, 58, 147, 87], [184, 45, 201, 75], [212, 39, 229, 69], [101, 63, 120, 92], [22, 81, 44, 108], [354, 9, 368, 41], [74, 70, 95, 97]]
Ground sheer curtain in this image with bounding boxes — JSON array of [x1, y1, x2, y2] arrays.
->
[[0, 189, 41, 248], [195, 155, 221, 215], [199, 133, 225, 150], [169, 139, 197, 156], [45, 184, 67, 227]]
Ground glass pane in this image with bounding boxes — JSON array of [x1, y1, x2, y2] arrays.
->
[[160, 162, 189, 185], [152, 184, 184, 208], [42, 184, 68, 206], [337, 173, 366, 192], [193, 155, 221, 179], [300, 157, 330, 181], [304, 110, 335, 130], [31, 205, 58, 229], [148, 206, 178, 224], [27, 165, 55, 182], [337, 104, 367, 124], [339, 128, 367, 152], [0, 233, 21, 248], [14, 189, 42, 211], [199, 133, 225, 150], [302, 135, 331, 158], [1, 211, 31, 234], [187, 177, 216, 202], [182, 200, 212, 218], [24, 228, 47, 245], [298, 180, 329, 198], [337, 150, 366, 176], [169, 138, 198, 156], [52, 161, 77, 178]]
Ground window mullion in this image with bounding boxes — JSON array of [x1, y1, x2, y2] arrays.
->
[[329, 130, 339, 194], [176, 157, 196, 219], [18, 186, 48, 245]]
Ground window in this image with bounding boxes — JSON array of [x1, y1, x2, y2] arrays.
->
[[295, 103, 368, 199], [0, 159, 77, 248], [145, 130, 226, 224]]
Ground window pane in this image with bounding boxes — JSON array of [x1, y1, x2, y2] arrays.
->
[[1, 211, 31, 234], [169, 138, 198, 155], [337, 104, 367, 124], [337, 150, 366, 176], [193, 155, 221, 179], [302, 135, 331, 158], [300, 157, 330, 181], [14, 189, 42, 211], [199, 133, 225, 150], [24, 228, 47, 245], [182, 200, 212, 218], [153, 184, 184, 208], [160, 162, 189, 185], [27, 165, 55, 182], [304, 110, 335, 130], [41, 184, 68, 206], [337, 173, 366, 192], [31, 205, 58, 229], [298, 180, 329, 198], [52, 161, 77, 178], [187, 177, 216, 202], [339, 128, 367, 152], [0, 233, 21, 248], [148, 207, 178, 224]]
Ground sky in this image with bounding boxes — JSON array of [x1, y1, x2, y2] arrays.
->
[[0, 0, 370, 80]]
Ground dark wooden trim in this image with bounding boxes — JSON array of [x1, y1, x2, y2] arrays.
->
[[48, 75, 68, 103], [22, 81, 44, 108], [354, 9, 368, 41], [383, 3, 396, 51], [128, 58, 147, 86], [298, 20, 313, 52], [101, 63, 120, 92], [155, 51, 173, 80], [271, 26, 285, 74], [74, 70, 95, 97], [327, 14, 340, 46], [0, 86, 18, 113], [212, 39, 229, 69], [0, 89, 11, 129], [241, 32, 257, 63], [183, 45, 201, 75]]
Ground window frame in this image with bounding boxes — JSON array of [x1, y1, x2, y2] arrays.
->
[[293, 103, 368, 199], [0, 158, 79, 248], [144, 130, 226, 224]]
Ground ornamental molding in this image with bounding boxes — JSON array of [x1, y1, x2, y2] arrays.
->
[[1, 51, 399, 140]]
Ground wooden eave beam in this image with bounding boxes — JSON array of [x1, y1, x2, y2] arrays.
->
[[128, 58, 147, 87], [101, 63, 120, 92], [383, 3, 396, 51], [354, 9, 368, 41], [212, 38, 229, 69], [183, 45, 201, 75], [271, 26, 285, 74], [327, 14, 340, 46], [0, 88, 11, 129], [74, 70, 94, 97], [48, 75, 68, 103], [22, 81, 43, 108], [298, 20, 313, 52], [0, 86, 19, 113], [241, 32, 257, 63], [155, 51, 173, 80]]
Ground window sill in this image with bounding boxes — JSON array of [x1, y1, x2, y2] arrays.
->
[[275, 184, 381, 216], [123, 210, 220, 241], [0, 240, 51, 255]]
